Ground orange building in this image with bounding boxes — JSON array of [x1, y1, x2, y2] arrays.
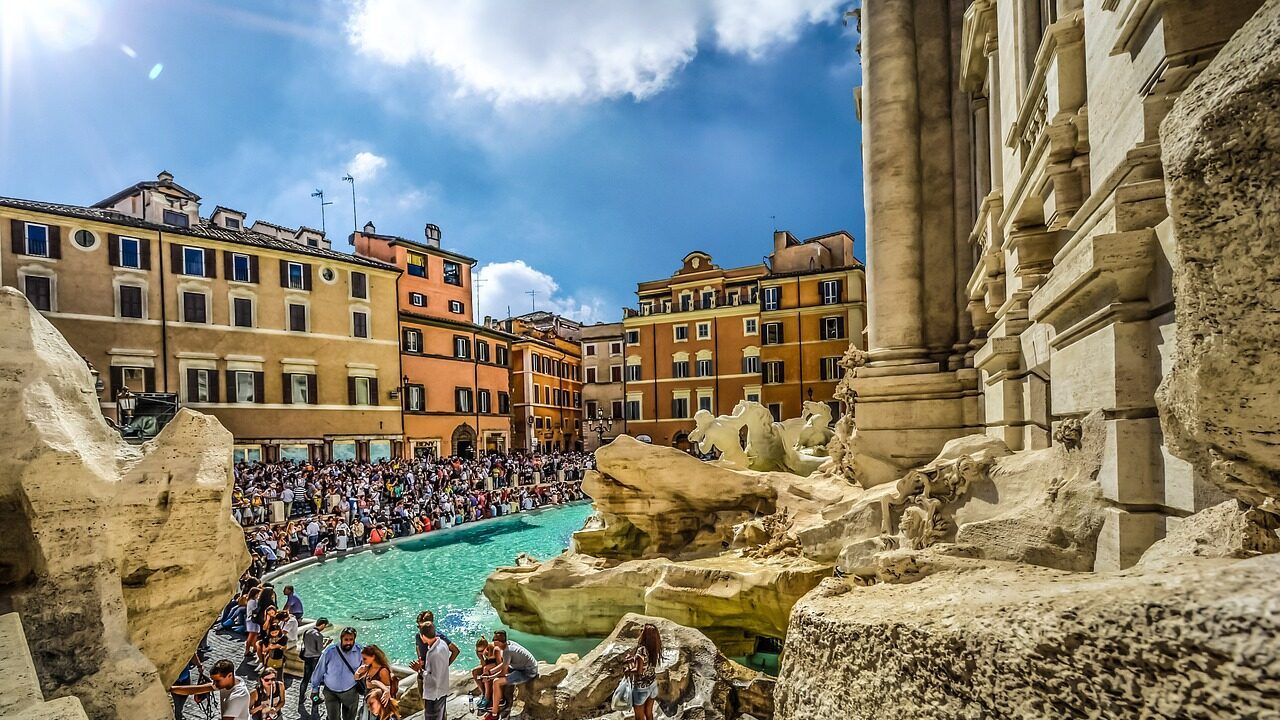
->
[[623, 231, 866, 448], [354, 222, 513, 458], [496, 312, 584, 453]]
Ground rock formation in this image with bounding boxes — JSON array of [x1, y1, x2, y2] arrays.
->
[[0, 288, 248, 720], [1158, 0, 1280, 512], [0, 613, 88, 720]]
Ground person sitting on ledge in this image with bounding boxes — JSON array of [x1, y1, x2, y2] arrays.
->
[[483, 630, 540, 719]]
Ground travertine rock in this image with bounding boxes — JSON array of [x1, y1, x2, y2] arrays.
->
[[776, 554, 1280, 719], [520, 614, 773, 720], [0, 288, 248, 720], [1139, 500, 1280, 568], [0, 613, 88, 720], [1159, 0, 1280, 509]]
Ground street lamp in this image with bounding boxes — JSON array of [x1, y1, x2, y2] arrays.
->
[[527, 416, 535, 454], [586, 409, 613, 446], [116, 386, 137, 425]]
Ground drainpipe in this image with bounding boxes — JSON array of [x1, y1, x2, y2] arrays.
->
[[158, 228, 170, 393]]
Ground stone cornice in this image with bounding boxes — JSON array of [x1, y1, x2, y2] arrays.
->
[[960, 0, 997, 92]]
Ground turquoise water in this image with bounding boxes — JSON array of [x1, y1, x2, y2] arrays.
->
[[275, 503, 599, 665]]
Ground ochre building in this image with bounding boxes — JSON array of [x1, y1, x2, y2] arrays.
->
[[496, 312, 584, 453]]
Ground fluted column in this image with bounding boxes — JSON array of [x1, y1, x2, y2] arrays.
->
[[862, 0, 929, 364]]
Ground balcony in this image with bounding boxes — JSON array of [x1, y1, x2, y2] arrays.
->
[[626, 291, 758, 318]]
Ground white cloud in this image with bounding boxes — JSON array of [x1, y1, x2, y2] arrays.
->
[[344, 0, 843, 104], [346, 150, 388, 182], [476, 260, 608, 324]]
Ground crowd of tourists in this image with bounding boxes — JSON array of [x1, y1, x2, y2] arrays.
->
[[174, 569, 662, 720], [231, 451, 592, 574]]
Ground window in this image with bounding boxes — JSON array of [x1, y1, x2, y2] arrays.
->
[[477, 341, 491, 363], [611, 400, 624, 419], [120, 366, 148, 394], [119, 285, 144, 319], [744, 318, 758, 335], [351, 271, 368, 299], [585, 344, 597, 356], [233, 297, 253, 328], [746, 391, 761, 403], [408, 385, 426, 412], [409, 292, 425, 307], [763, 322, 784, 345], [763, 361, 785, 384], [762, 286, 781, 311], [499, 392, 511, 414], [453, 336, 471, 359], [674, 325, 688, 341], [449, 300, 464, 314], [24, 275, 51, 311], [443, 260, 462, 286], [496, 346, 509, 366], [407, 252, 427, 277], [696, 359, 713, 377], [288, 303, 307, 332], [352, 376, 373, 405], [696, 322, 711, 340], [286, 262, 305, 289], [182, 291, 207, 323], [610, 342, 622, 355], [479, 390, 492, 413], [743, 355, 761, 374], [230, 253, 251, 282], [673, 360, 690, 378], [352, 310, 369, 338], [671, 396, 689, 419], [455, 388, 473, 412], [679, 294, 693, 311], [821, 315, 846, 340], [234, 371, 257, 403], [820, 279, 842, 305], [535, 416, 544, 430], [768, 403, 783, 422], [585, 400, 599, 418], [182, 246, 205, 276], [821, 356, 843, 381], [118, 237, 141, 268], [626, 364, 641, 381], [290, 374, 311, 404], [22, 223, 49, 257], [162, 209, 189, 227], [186, 368, 212, 403], [610, 365, 622, 383], [74, 229, 96, 248], [701, 291, 715, 308], [698, 394, 713, 412], [625, 399, 641, 420], [404, 329, 422, 353], [320, 267, 335, 282], [586, 367, 598, 384], [224, 217, 241, 230]]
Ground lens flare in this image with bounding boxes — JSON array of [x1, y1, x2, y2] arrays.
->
[[148, 63, 164, 80]]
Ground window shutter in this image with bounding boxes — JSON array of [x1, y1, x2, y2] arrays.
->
[[347, 376, 356, 405], [837, 316, 846, 338], [225, 371, 236, 403], [143, 367, 156, 392], [302, 264, 313, 291], [249, 255, 259, 283], [306, 374, 317, 405], [186, 368, 197, 401], [368, 377, 378, 405], [47, 226, 61, 258], [109, 366, 124, 400], [10, 220, 24, 254], [204, 248, 217, 278], [108, 235, 120, 267], [401, 328, 411, 351], [140, 238, 152, 269], [223, 251, 234, 279], [209, 370, 220, 404], [279, 259, 289, 287], [282, 373, 292, 404], [171, 244, 184, 272], [253, 371, 265, 404]]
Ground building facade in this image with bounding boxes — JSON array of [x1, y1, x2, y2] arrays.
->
[[848, 0, 1262, 569], [580, 321, 626, 451], [354, 222, 513, 459], [623, 232, 866, 448], [0, 172, 404, 463], [498, 312, 584, 453]]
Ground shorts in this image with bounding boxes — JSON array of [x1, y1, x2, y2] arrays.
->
[[506, 667, 539, 686], [246, 621, 261, 634], [631, 681, 658, 706]]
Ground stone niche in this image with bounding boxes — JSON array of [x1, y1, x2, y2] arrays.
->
[[0, 288, 248, 720]]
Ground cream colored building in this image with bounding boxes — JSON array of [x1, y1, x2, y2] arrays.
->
[[848, 0, 1262, 569], [580, 321, 626, 451], [0, 172, 404, 462]]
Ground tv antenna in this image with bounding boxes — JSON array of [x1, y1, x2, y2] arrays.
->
[[310, 189, 334, 234]]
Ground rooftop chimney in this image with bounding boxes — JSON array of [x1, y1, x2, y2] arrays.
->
[[362, 221, 376, 234], [424, 223, 441, 248], [157, 170, 174, 183]]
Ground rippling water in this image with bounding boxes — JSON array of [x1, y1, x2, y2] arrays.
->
[[275, 503, 599, 664]]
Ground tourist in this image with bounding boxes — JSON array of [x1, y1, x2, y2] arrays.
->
[[411, 620, 456, 720], [283, 585, 304, 620], [299, 617, 330, 706], [414, 610, 460, 664], [625, 623, 662, 720], [484, 630, 540, 719], [249, 667, 285, 719], [470, 637, 497, 710], [171, 658, 251, 720], [243, 587, 262, 660], [310, 626, 363, 720], [260, 617, 288, 674], [355, 644, 400, 719]]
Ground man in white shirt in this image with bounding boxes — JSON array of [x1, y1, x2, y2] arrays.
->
[[305, 518, 321, 553], [410, 621, 455, 720], [170, 659, 251, 720]]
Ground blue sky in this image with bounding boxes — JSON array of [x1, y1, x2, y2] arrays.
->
[[0, 0, 864, 323]]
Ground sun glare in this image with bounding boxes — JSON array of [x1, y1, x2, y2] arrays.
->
[[0, 0, 104, 55]]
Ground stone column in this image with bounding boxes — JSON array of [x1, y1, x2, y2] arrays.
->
[[919, 0, 959, 359], [861, 0, 928, 364]]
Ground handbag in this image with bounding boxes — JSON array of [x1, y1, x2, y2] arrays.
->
[[611, 676, 633, 710], [334, 647, 368, 696]]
